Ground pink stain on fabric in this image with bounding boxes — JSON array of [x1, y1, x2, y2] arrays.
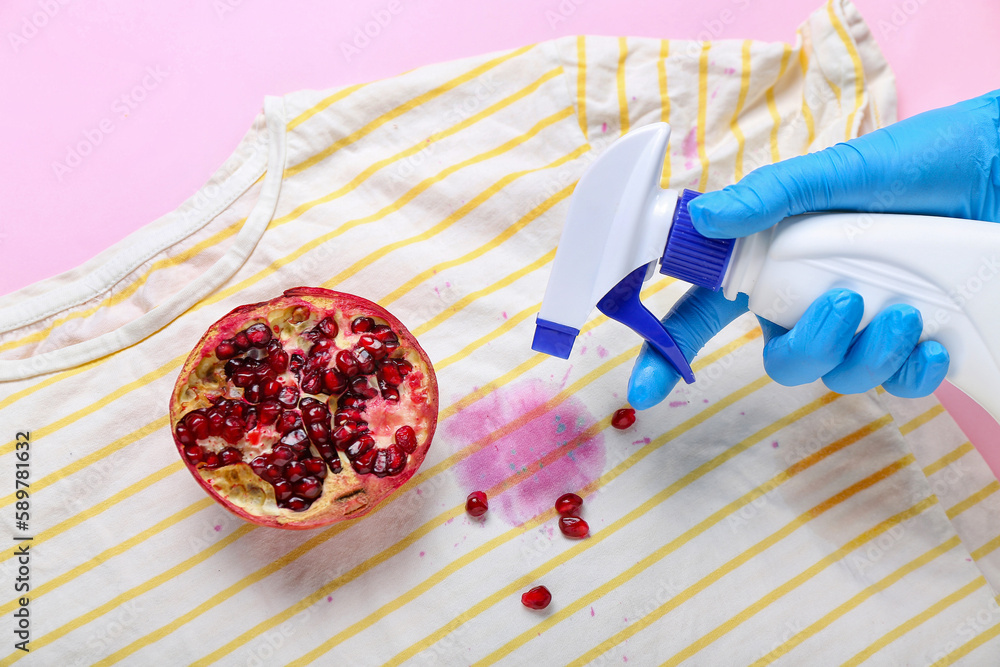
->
[[602, 122, 608, 133], [591, 607, 595, 617], [596, 345, 608, 358], [446, 378, 606, 526], [668, 400, 687, 408], [681, 126, 698, 158]]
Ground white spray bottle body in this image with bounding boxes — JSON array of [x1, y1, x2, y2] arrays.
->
[[723, 211, 1000, 421]]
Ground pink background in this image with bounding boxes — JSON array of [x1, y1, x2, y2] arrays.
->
[[2, 0, 998, 476]]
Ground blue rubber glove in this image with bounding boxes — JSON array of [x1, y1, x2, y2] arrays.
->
[[628, 90, 1000, 410]]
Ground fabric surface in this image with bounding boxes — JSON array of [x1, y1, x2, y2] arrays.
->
[[1, 0, 998, 664]]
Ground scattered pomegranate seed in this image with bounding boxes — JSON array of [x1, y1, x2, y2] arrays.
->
[[611, 408, 636, 430], [559, 515, 590, 539], [521, 586, 552, 610], [466, 491, 488, 517], [555, 493, 583, 516]]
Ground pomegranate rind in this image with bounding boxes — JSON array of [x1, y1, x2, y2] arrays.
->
[[169, 288, 439, 530]]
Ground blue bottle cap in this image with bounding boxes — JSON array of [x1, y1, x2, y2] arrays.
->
[[659, 189, 735, 291]]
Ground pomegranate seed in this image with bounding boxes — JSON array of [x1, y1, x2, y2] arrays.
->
[[352, 448, 378, 474], [258, 399, 281, 425], [310, 338, 334, 356], [207, 410, 225, 437], [306, 421, 331, 444], [317, 316, 339, 338], [245, 323, 272, 347], [351, 316, 374, 333], [223, 358, 243, 378], [338, 393, 366, 410], [371, 324, 394, 342], [233, 331, 251, 351], [244, 384, 262, 403], [378, 363, 403, 386], [394, 358, 413, 376], [611, 408, 636, 430], [216, 339, 238, 360], [521, 586, 552, 610], [203, 452, 220, 468], [295, 476, 323, 499], [559, 515, 589, 539], [227, 401, 248, 420], [466, 491, 488, 517], [219, 447, 243, 466], [271, 445, 295, 467], [358, 334, 386, 359], [345, 434, 374, 459], [272, 479, 293, 501], [268, 350, 289, 374], [185, 411, 210, 440], [232, 368, 256, 388], [284, 497, 308, 511], [395, 425, 417, 454], [328, 456, 343, 474], [175, 423, 195, 446], [276, 411, 304, 434], [555, 493, 583, 516], [379, 383, 399, 402], [383, 339, 400, 354], [300, 398, 327, 423], [354, 348, 376, 374], [335, 408, 364, 426], [289, 354, 305, 375], [243, 406, 259, 430], [260, 379, 282, 398], [302, 457, 327, 479], [372, 449, 390, 477], [335, 350, 360, 377], [183, 445, 204, 463], [301, 372, 323, 395], [349, 376, 378, 399], [322, 369, 347, 394], [250, 456, 269, 475], [313, 440, 336, 461], [284, 461, 306, 483], [221, 417, 244, 444], [332, 422, 361, 448], [384, 444, 406, 475], [279, 428, 308, 451], [276, 386, 300, 409], [262, 464, 283, 482]]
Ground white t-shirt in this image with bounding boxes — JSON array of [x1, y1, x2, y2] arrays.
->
[[1, 1, 998, 664]]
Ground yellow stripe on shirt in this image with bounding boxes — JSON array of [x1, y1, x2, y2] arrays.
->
[[826, 0, 866, 139], [617, 37, 630, 135], [731, 40, 752, 182], [696, 42, 711, 191]]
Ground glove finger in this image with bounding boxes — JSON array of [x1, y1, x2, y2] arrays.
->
[[882, 340, 950, 398], [627, 286, 749, 410], [762, 289, 864, 386], [687, 142, 879, 238], [821, 305, 923, 394]]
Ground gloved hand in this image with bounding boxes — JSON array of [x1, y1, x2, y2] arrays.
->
[[628, 90, 1000, 410]]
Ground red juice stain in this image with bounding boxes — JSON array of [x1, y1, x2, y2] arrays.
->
[[446, 378, 605, 527]]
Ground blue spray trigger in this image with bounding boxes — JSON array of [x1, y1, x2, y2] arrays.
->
[[596, 264, 695, 384]]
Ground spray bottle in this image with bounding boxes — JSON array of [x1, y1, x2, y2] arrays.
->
[[532, 123, 1000, 422]]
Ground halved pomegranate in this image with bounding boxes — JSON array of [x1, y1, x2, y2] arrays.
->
[[168, 287, 438, 530]]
